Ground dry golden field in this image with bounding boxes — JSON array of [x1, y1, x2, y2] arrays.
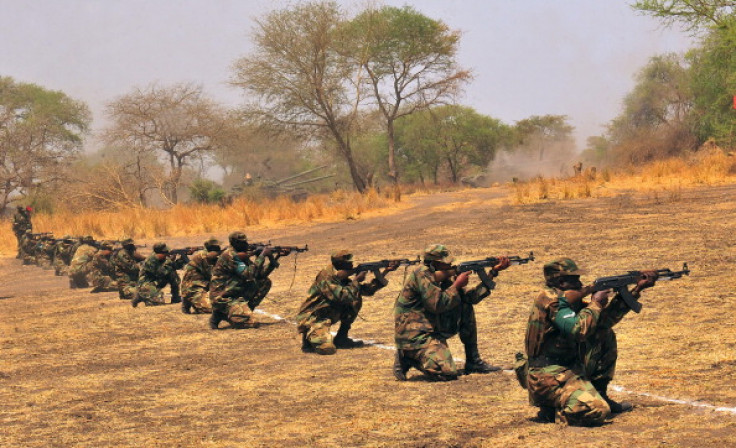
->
[[2, 182, 736, 447]]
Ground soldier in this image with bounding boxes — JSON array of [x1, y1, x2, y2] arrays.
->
[[111, 238, 145, 301], [209, 232, 272, 329], [296, 250, 396, 355], [68, 236, 98, 288], [393, 244, 510, 381], [20, 230, 38, 265], [131, 242, 186, 307], [35, 236, 56, 269], [523, 258, 656, 425], [11, 205, 32, 258], [88, 241, 118, 293], [180, 237, 223, 314], [52, 236, 77, 276]]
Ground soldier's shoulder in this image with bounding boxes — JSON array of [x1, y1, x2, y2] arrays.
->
[[534, 288, 561, 308]]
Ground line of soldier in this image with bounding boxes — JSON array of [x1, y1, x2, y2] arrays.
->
[[9, 207, 671, 427]]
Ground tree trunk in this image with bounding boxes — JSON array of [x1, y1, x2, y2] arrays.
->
[[387, 120, 398, 186]]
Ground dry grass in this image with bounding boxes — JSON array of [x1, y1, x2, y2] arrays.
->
[[513, 149, 736, 204], [2, 183, 736, 447], [0, 189, 404, 255]]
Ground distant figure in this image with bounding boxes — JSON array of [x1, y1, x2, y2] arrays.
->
[[12, 206, 32, 258], [573, 161, 583, 177], [244, 172, 253, 186], [584, 166, 597, 180]]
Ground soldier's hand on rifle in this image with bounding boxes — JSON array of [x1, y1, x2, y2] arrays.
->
[[591, 289, 610, 307], [355, 271, 368, 283], [453, 271, 470, 289], [261, 246, 273, 257], [493, 256, 511, 272], [633, 270, 658, 293], [383, 260, 400, 274]]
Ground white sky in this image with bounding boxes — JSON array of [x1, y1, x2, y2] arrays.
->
[[1, 0, 694, 150]]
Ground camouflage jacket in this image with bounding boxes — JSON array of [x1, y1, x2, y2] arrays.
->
[[524, 287, 630, 368], [394, 265, 491, 350], [209, 248, 265, 299], [138, 254, 179, 288], [112, 248, 143, 284], [53, 241, 76, 265], [89, 252, 116, 280], [297, 265, 386, 323], [69, 244, 98, 276], [12, 212, 32, 236], [181, 250, 215, 289]]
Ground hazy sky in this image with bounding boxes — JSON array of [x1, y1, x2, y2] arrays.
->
[[1, 0, 694, 150]]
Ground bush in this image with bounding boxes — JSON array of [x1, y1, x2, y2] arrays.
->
[[189, 179, 227, 204]]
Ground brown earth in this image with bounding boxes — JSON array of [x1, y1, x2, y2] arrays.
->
[[2, 185, 736, 447]]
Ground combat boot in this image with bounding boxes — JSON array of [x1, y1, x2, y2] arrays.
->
[[209, 310, 225, 329], [300, 333, 315, 353], [181, 299, 192, 314], [593, 380, 632, 414], [131, 295, 143, 308], [170, 295, 182, 304], [333, 323, 364, 349], [464, 343, 502, 374], [393, 351, 411, 381], [534, 406, 556, 423]]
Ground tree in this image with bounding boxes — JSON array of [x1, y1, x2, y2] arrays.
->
[[344, 6, 471, 185], [232, 1, 370, 192], [0, 76, 91, 211], [103, 83, 228, 204], [632, 1, 736, 31], [513, 115, 574, 161]]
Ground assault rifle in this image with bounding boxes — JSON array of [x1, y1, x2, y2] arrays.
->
[[454, 252, 535, 288], [353, 256, 421, 274], [169, 246, 203, 256], [30, 232, 53, 238], [247, 241, 309, 257], [88, 240, 122, 249], [592, 263, 690, 313]]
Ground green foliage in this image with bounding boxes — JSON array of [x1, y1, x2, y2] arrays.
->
[[189, 179, 226, 204]]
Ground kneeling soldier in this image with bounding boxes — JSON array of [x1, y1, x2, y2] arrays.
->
[[296, 250, 395, 355], [112, 238, 145, 300], [181, 238, 222, 314], [393, 244, 510, 381], [524, 258, 656, 425], [132, 242, 186, 307], [68, 236, 97, 288], [89, 241, 119, 293]]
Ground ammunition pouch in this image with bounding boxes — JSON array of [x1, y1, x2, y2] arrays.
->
[[513, 352, 529, 390]]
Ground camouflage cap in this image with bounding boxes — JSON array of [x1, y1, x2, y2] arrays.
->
[[82, 235, 95, 243], [543, 258, 587, 280], [229, 231, 248, 245], [121, 238, 135, 247], [204, 237, 222, 251], [99, 240, 114, 251], [331, 250, 353, 263], [423, 244, 455, 264], [153, 242, 170, 254]]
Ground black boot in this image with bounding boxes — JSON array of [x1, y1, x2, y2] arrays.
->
[[464, 343, 501, 374], [170, 295, 181, 304], [393, 351, 411, 381], [209, 310, 224, 329], [300, 332, 315, 353], [593, 380, 632, 414], [181, 299, 192, 314], [131, 295, 142, 308], [333, 323, 364, 349], [534, 406, 556, 423]]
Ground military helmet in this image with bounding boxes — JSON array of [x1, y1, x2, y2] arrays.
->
[[543, 258, 587, 281], [204, 237, 222, 251], [229, 232, 248, 246], [121, 238, 135, 247], [99, 240, 114, 251], [153, 242, 170, 254], [423, 244, 455, 264], [82, 235, 95, 244]]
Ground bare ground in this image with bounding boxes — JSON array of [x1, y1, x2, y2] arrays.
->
[[2, 185, 736, 447]]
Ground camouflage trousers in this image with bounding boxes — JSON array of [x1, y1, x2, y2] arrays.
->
[[182, 281, 212, 314], [90, 274, 118, 293], [399, 337, 458, 381], [53, 258, 69, 276], [527, 365, 610, 426], [136, 279, 180, 306], [117, 281, 138, 301], [211, 279, 271, 328], [297, 300, 361, 354]]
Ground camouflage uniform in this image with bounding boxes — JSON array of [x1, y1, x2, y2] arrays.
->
[[68, 239, 98, 288], [394, 245, 493, 381], [35, 238, 55, 269], [88, 242, 118, 292], [11, 206, 32, 258], [20, 231, 38, 265], [111, 240, 144, 300], [523, 258, 631, 426], [132, 243, 185, 307], [209, 235, 268, 328], [296, 250, 387, 355], [181, 244, 219, 314], [52, 237, 77, 276]]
